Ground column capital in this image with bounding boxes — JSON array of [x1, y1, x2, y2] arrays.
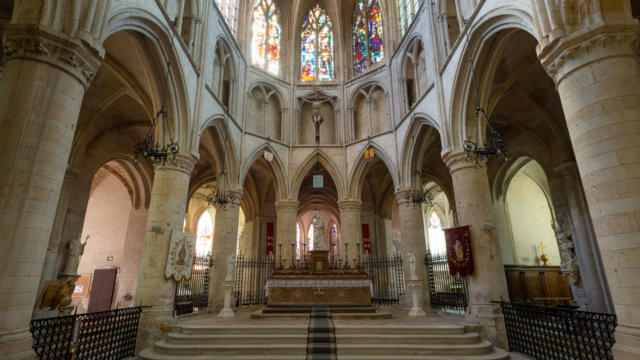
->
[[153, 153, 198, 175], [441, 149, 483, 174], [338, 199, 361, 212], [2, 25, 103, 89], [394, 189, 424, 207], [275, 200, 299, 213]]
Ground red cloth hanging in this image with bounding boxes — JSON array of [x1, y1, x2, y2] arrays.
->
[[362, 224, 371, 254], [266, 222, 274, 255], [444, 225, 474, 277]]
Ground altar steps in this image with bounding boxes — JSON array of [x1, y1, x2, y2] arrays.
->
[[252, 306, 392, 319], [139, 323, 510, 360]]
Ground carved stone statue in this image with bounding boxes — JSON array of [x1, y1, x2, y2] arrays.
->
[[312, 214, 326, 251], [407, 253, 417, 280], [312, 104, 323, 145], [225, 254, 235, 282], [64, 235, 88, 274], [552, 220, 583, 291]]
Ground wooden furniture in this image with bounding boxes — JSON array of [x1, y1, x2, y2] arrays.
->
[[504, 265, 573, 307]]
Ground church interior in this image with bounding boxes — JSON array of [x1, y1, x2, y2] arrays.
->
[[1, 0, 639, 359]]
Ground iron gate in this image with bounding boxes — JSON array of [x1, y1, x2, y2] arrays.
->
[[425, 250, 468, 312], [174, 255, 213, 315], [234, 254, 274, 306], [362, 253, 405, 305]]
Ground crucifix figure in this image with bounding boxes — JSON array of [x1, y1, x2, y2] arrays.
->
[[312, 103, 323, 145]]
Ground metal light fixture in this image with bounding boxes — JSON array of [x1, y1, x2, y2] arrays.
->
[[207, 168, 238, 210], [134, 21, 180, 168], [402, 189, 434, 207], [462, 20, 508, 167]]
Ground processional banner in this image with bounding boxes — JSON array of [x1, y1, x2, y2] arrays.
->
[[361, 224, 371, 254], [444, 225, 474, 277], [165, 230, 195, 281], [266, 222, 275, 255]]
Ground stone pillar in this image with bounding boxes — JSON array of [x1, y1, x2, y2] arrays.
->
[[548, 161, 613, 313], [536, 13, 640, 357], [338, 200, 362, 267], [274, 200, 298, 269], [443, 151, 509, 349], [0, 28, 100, 358], [395, 191, 429, 313], [134, 154, 196, 349], [210, 193, 242, 312]]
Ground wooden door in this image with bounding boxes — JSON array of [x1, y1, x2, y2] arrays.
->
[[87, 268, 117, 313]]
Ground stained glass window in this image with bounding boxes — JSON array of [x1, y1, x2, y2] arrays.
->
[[301, 4, 334, 81], [398, 0, 422, 36], [252, 0, 281, 74], [353, 0, 384, 74], [427, 212, 446, 255], [216, 0, 238, 34], [196, 212, 213, 256]]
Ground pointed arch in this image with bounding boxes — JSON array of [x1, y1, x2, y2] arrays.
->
[[291, 150, 345, 200], [239, 143, 289, 201], [299, 3, 335, 81], [197, 116, 240, 187], [251, 0, 281, 74], [353, 0, 384, 74], [400, 114, 443, 189], [348, 143, 399, 200]]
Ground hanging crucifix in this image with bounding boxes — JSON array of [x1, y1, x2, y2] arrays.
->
[[312, 103, 323, 145]]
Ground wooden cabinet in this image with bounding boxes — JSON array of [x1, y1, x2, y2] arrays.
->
[[504, 265, 573, 307]]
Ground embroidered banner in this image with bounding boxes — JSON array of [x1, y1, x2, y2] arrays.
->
[[165, 230, 195, 281], [361, 224, 371, 254], [266, 222, 275, 255], [364, 148, 375, 162], [444, 225, 474, 277]]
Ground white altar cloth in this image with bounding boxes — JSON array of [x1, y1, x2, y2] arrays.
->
[[265, 278, 373, 297]]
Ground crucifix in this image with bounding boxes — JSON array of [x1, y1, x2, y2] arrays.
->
[[312, 103, 323, 145]]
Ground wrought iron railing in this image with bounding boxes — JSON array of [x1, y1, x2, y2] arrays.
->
[[425, 251, 468, 312], [174, 255, 213, 316], [234, 254, 274, 306], [362, 252, 405, 305], [501, 301, 617, 360], [29, 306, 143, 360]]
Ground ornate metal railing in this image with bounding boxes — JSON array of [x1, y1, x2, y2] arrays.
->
[[362, 252, 405, 305], [174, 255, 213, 316], [425, 251, 468, 312], [235, 254, 274, 306], [29, 306, 143, 360], [501, 301, 617, 360]]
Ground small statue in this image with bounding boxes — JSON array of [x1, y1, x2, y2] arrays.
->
[[224, 254, 235, 282], [312, 214, 326, 251], [64, 235, 88, 274], [407, 253, 417, 280], [312, 104, 323, 145]]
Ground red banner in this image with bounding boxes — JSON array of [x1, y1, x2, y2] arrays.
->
[[444, 225, 474, 277], [266, 222, 274, 255], [361, 224, 371, 254]]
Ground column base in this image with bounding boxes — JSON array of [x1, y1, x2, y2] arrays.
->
[[466, 303, 507, 350], [135, 306, 173, 352], [218, 308, 236, 319], [0, 329, 36, 360], [613, 324, 640, 360]]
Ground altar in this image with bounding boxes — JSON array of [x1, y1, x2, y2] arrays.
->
[[266, 274, 373, 306]]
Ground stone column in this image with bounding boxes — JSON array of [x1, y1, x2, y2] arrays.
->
[[395, 191, 429, 314], [537, 14, 640, 357], [275, 200, 298, 269], [134, 154, 196, 349], [210, 192, 242, 312], [548, 161, 613, 313], [0, 28, 100, 358], [443, 151, 509, 349], [338, 200, 362, 267]]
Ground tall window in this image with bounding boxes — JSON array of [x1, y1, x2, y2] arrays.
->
[[353, 0, 384, 74], [196, 212, 213, 255], [307, 226, 315, 251], [427, 212, 446, 255], [398, 0, 421, 36], [216, 0, 238, 34], [330, 223, 340, 258], [252, 0, 281, 74], [300, 4, 335, 81]]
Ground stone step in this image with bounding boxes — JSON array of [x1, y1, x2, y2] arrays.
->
[[336, 340, 494, 356], [139, 348, 306, 360], [153, 340, 307, 356], [333, 349, 510, 360], [336, 332, 481, 344], [335, 325, 466, 335], [181, 324, 307, 335], [167, 333, 308, 344]]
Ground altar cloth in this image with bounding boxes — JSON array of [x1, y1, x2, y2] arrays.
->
[[265, 278, 373, 296], [265, 277, 373, 306]]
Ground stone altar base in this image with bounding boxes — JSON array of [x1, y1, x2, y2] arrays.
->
[[266, 274, 372, 307]]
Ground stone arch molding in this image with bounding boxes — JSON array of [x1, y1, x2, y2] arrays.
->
[[447, 9, 537, 151], [196, 116, 240, 187], [104, 9, 193, 150], [239, 143, 289, 201], [348, 81, 390, 141], [347, 142, 399, 200], [400, 114, 443, 189], [290, 149, 346, 201]]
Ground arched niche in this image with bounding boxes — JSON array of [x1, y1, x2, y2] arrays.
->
[[213, 38, 235, 110], [297, 91, 339, 145], [350, 83, 389, 141], [246, 83, 283, 141]]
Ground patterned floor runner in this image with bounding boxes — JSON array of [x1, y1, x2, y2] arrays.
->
[[306, 307, 337, 360]]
